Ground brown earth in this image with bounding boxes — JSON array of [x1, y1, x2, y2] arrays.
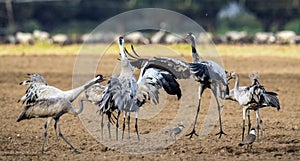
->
[[0, 54, 300, 160]]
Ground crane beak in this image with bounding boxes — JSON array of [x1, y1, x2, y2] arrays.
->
[[227, 75, 233, 81], [183, 34, 190, 41], [95, 74, 105, 82], [25, 73, 32, 78]]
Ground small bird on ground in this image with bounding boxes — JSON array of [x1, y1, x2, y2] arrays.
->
[[239, 128, 256, 150], [165, 124, 185, 140]]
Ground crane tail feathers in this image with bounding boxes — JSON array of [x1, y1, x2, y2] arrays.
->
[[263, 92, 280, 110]]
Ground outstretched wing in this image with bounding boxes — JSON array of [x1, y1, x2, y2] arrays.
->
[[19, 73, 47, 86], [98, 76, 136, 113], [136, 68, 182, 107], [125, 46, 191, 79], [261, 91, 280, 110], [190, 61, 229, 99], [18, 74, 48, 104]]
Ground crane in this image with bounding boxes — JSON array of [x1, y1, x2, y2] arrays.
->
[[126, 33, 229, 138], [226, 72, 280, 141], [98, 37, 181, 141], [18, 74, 104, 104], [17, 74, 104, 153]]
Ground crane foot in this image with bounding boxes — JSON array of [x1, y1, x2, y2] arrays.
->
[[72, 149, 81, 154], [215, 130, 227, 138], [185, 129, 198, 139]]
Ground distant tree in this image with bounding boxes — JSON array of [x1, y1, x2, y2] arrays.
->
[[126, 0, 230, 32], [1, 0, 231, 34], [244, 0, 300, 31]]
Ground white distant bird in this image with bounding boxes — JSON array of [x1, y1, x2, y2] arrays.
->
[[239, 128, 256, 150], [98, 37, 181, 141], [165, 124, 185, 140], [227, 72, 280, 141]]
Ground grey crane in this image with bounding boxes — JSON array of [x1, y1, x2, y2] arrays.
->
[[17, 74, 104, 153], [226, 72, 280, 141], [98, 37, 181, 141], [18, 73, 104, 104], [17, 97, 83, 153], [98, 36, 138, 140], [126, 33, 229, 138], [239, 128, 256, 150]]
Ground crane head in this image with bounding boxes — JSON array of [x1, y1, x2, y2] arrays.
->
[[249, 72, 259, 80], [118, 36, 127, 59], [184, 32, 196, 42], [95, 74, 105, 83], [227, 71, 237, 81], [118, 36, 124, 46]]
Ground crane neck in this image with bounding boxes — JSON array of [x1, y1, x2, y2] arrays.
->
[[75, 100, 84, 114], [190, 37, 202, 63], [64, 77, 99, 102], [119, 43, 126, 59], [234, 74, 240, 90]]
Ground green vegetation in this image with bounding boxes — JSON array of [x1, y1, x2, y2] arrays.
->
[[1, 44, 299, 58], [285, 19, 300, 33], [1, 0, 300, 35], [216, 13, 262, 35]]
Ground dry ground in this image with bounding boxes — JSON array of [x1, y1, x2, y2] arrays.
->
[[0, 48, 300, 160]]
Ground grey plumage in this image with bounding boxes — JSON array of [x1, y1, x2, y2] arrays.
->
[[17, 97, 82, 154], [18, 74, 104, 104], [165, 124, 185, 140], [227, 72, 280, 141], [98, 37, 182, 141], [126, 33, 229, 138], [19, 73, 47, 86], [17, 74, 104, 154], [98, 37, 138, 140]]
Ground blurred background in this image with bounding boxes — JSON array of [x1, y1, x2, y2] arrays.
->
[[0, 0, 300, 45]]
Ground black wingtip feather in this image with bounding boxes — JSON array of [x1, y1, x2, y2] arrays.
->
[[161, 73, 182, 100], [131, 44, 140, 58]]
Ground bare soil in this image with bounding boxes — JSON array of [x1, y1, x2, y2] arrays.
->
[[0, 54, 299, 160]]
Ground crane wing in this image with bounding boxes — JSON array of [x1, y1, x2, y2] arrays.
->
[[190, 61, 229, 99], [261, 91, 280, 110], [17, 97, 71, 122], [136, 68, 181, 107], [98, 76, 136, 113], [18, 73, 50, 104], [19, 73, 47, 86]]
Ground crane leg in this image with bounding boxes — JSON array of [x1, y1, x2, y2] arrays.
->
[[127, 113, 131, 139], [242, 108, 247, 141], [122, 112, 127, 140], [186, 85, 205, 139], [41, 117, 52, 154], [54, 119, 58, 141], [135, 111, 140, 141], [256, 109, 263, 142], [213, 89, 227, 138], [56, 118, 80, 154], [101, 112, 104, 140], [247, 109, 251, 134], [107, 119, 111, 140], [116, 110, 121, 141]]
